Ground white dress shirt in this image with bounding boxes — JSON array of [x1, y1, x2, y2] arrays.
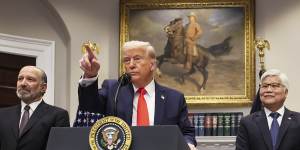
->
[[19, 99, 43, 127], [131, 79, 156, 126], [264, 105, 285, 129]]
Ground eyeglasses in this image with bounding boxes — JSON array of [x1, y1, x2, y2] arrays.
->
[[260, 83, 283, 90], [123, 56, 144, 65]]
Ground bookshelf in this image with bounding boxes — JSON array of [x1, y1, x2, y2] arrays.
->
[[196, 136, 236, 150], [188, 112, 243, 136], [188, 112, 242, 149]]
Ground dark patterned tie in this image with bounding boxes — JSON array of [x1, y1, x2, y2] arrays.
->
[[270, 112, 280, 150], [19, 105, 30, 136]]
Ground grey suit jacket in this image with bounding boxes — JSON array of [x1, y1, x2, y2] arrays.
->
[[236, 108, 300, 150], [0, 101, 70, 150]]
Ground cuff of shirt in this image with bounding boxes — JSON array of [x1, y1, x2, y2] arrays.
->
[[78, 75, 98, 87]]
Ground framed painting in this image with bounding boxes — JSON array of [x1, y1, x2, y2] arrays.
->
[[120, 0, 255, 106]]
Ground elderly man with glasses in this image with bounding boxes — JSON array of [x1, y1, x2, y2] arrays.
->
[[236, 69, 300, 150]]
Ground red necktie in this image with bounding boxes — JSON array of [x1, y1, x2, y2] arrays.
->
[[137, 88, 149, 126]]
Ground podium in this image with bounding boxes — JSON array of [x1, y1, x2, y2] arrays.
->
[[46, 125, 189, 150]]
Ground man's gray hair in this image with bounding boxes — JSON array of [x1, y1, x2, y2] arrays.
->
[[40, 69, 47, 84], [30, 66, 47, 84], [123, 41, 156, 59], [260, 69, 289, 89]]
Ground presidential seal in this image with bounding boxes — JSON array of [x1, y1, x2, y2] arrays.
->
[[89, 116, 132, 150]]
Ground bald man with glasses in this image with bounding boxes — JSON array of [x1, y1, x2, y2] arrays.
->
[[0, 66, 69, 150]]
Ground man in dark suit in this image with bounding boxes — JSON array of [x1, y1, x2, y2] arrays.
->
[[75, 41, 197, 149], [0, 66, 70, 150], [236, 69, 300, 150]]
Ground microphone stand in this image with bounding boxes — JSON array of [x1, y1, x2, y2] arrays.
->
[[113, 73, 131, 116]]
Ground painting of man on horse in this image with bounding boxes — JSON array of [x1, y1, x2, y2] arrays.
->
[[157, 13, 210, 92], [128, 8, 245, 96]]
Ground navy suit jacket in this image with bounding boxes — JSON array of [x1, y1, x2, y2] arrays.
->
[[0, 101, 70, 150], [77, 79, 196, 145], [236, 108, 300, 150]]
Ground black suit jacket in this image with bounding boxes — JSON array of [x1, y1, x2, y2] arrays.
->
[[0, 101, 70, 150], [236, 108, 300, 150], [77, 79, 196, 146]]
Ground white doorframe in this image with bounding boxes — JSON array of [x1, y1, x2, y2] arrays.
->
[[0, 33, 55, 105]]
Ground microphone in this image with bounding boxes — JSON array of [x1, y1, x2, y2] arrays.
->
[[113, 73, 131, 116], [118, 73, 131, 86]]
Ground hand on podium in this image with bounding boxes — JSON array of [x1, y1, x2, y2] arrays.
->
[[188, 143, 198, 150]]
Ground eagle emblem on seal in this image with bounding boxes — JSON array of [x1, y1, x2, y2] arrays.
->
[[101, 127, 121, 150]]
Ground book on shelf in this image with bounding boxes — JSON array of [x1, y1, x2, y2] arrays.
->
[[230, 113, 237, 136], [212, 113, 218, 136], [223, 113, 231, 136], [198, 113, 205, 136], [204, 113, 212, 136], [217, 113, 224, 136], [192, 113, 199, 136]]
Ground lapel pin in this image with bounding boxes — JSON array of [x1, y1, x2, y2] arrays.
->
[[288, 117, 292, 120], [161, 95, 165, 100]]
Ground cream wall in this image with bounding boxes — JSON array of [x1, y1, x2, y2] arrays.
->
[[48, 0, 120, 124], [0, 0, 69, 109], [0, 0, 120, 122], [256, 0, 300, 112], [0, 0, 299, 124]]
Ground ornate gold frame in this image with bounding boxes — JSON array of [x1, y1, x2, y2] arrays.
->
[[120, 0, 255, 106]]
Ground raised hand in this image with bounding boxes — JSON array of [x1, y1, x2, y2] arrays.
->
[[79, 45, 100, 78]]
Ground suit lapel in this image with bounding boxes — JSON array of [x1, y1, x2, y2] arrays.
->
[[275, 108, 293, 150], [19, 101, 49, 137], [154, 83, 165, 125], [118, 84, 134, 125], [255, 110, 273, 150], [12, 104, 21, 139]]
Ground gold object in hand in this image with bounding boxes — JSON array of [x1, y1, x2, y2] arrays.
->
[[82, 41, 100, 54]]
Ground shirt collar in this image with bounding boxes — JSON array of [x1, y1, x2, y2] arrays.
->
[[21, 99, 43, 112], [264, 105, 285, 117], [133, 79, 155, 97]]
